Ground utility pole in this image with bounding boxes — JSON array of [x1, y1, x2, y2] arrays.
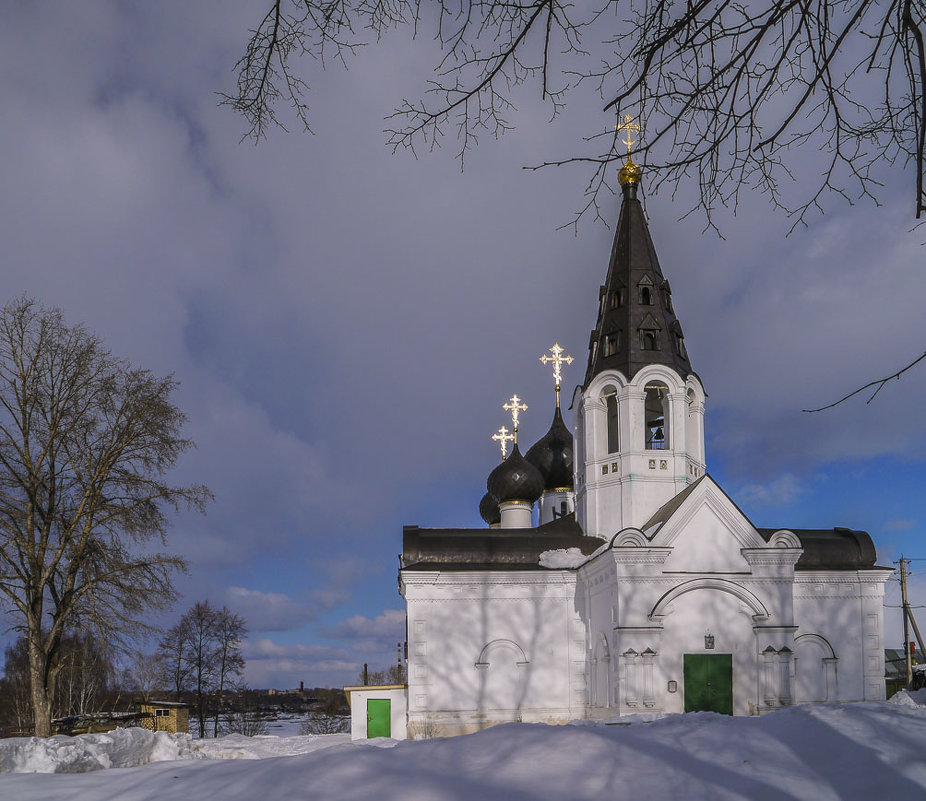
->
[[901, 557, 913, 686]]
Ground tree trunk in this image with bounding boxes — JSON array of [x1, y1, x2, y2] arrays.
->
[[28, 641, 53, 737]]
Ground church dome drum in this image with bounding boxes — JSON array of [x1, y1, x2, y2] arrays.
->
[[479, 491, 501, 525], [487, 444, 544, 505], [525, 407, 574, 491]]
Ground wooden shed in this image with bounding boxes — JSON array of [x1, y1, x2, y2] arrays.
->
[[138, 701, 190, 734]]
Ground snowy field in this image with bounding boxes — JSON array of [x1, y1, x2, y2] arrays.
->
[[2, 694, 926, 800]]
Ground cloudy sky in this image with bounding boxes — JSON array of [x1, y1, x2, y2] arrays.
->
[[1, 2, 924, 689]]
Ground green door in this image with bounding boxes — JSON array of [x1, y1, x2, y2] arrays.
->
[[366, 698, 391, 738], [684, 654, 733, 715]]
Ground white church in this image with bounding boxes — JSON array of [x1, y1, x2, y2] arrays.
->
[[356, 157, 891, 739]]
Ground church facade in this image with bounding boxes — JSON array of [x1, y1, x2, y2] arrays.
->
[[397, 160, 890, 738]]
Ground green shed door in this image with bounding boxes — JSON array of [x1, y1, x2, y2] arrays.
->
[[684, 653, 733, 715], [366, 698, 391, 738]]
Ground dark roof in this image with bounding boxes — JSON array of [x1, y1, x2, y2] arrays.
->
[[486, 443, 544, 504], [524, 406, 574, 491], [757, 527, 879, 571], [640, 475, 706, 531], [584, 181, 693, 385], [401, 514, 602, 571]]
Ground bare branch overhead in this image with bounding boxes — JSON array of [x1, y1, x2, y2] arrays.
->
[[224, 0, 926, 225]]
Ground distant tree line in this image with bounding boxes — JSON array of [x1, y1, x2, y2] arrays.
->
[[0, 632, 123, 729]]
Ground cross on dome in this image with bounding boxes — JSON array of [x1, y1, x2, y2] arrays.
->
[[617, 114, 641, 156], [491, 425, 515, 460], [540, 343, 574, 408], [502, 394, 528, 440]]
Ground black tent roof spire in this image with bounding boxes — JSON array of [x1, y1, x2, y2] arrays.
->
[[583, 153, 693, 385]]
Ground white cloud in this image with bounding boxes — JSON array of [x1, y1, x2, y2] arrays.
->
[[734, 474, 804, 509], [225, 587, 321, 632], [321, 609, 407, 656], [326, 609, 406, 639], [241, 638, 358, 689], [883, 519, 916, 532]]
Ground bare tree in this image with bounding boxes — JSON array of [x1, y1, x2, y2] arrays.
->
[[225, 0, 925, 224], [0, 637, 32, 728], [183, 601, 219, 739], [125, 649, 165, 703], [212, 607, 247, 737], [1, 632, 120, 729], [300, 713, 349, 734], [357, 663, 407, 686], [54, 631, 118, 719], [225, 709, 268, 736], [0, 298, 210, 737], [160, 601, 248, 738], [159, 615, 194, 700]]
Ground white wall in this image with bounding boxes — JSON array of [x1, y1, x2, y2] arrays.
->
[[401, 570, 585, 737], [793, 570, 891, 703]]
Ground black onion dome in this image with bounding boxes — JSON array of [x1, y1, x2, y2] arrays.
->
[[487, 444, 544, 505], [479, 492, 501, 526], [525, 406, 574, 491]]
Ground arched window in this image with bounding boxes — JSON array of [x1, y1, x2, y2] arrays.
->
[[640, 286, 652, 305], [645, 383, 670, 450], [606, 393, 619, 453], [640, 330, 659, 351]]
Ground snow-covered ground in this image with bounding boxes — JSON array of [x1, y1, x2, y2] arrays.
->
[[2, 694, 926, 800]]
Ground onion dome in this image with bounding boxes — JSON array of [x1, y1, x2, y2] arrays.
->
[[487, 444, 544, 505], [525, 407, 574, 491], [479, 492, 501, 526]]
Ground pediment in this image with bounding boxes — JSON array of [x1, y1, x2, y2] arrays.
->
[[639, 312, 662, 330], [647, 476, 767, 573]]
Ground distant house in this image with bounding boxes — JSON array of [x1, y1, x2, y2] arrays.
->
[[138, 701, 189, 734], [885, 648, 924, 696]]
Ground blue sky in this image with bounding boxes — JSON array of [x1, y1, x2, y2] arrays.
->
[[0, 1, 924, 688]]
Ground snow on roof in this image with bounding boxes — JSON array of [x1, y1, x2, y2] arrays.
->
[[141, 701, 189, 707]]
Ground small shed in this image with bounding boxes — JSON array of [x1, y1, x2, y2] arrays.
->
[[343, 685, 407, 741], [138, 701, 190, 734]]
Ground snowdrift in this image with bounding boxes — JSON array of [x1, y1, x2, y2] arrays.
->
[[0, 727, 193, 774], [1, 697, 925, 800], [0, 728, 350, 774]]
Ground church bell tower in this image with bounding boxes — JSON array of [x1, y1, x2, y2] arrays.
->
[[574, 138, 706, 539]]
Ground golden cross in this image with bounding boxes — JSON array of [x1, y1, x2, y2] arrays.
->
[[540, 343, 574, 407], [617, 114, 641, 156], [491, 425, 515, 460], [503, 394, 528, 439]]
